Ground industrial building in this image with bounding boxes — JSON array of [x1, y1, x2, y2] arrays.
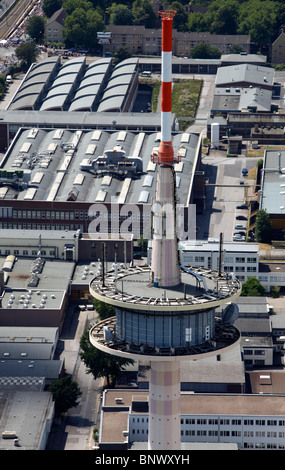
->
[[214, 64, 275, 91], [97, 389, 285, 450], [0, 255, 74, 329], [211, 87, 274, 115], [7, 56, 138, 113], [0, 228, 133, 263], [0, 390, 54, 450], [260, 149, 285, 232], [0, 126, 202, 239]]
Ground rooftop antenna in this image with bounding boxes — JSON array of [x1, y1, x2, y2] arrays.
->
[[102, 242, 105, 287]]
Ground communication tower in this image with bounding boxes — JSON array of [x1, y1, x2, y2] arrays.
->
[[89, 11, 241, 450]]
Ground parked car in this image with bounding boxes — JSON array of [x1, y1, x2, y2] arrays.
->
[[236, 204, 248, 209], [235, 224, 246, 229], [242, 168, 248, 176], [234, 231, 246, 236], [236, 215, 247, 220], [233, 235, 245, 241]]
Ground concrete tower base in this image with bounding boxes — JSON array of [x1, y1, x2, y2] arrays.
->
[[148, 361, 181, 450]]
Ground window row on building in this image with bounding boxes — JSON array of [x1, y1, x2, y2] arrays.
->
[[131, 416, 285, 427], [129, 415, 285, 448]]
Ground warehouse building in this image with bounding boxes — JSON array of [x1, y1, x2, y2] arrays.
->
[[7, 56, 139, 113], [0, 127, 202, 239]]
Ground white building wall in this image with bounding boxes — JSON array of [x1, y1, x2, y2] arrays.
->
[[129, 412, 285, 449], [179, 241, 285, 292]]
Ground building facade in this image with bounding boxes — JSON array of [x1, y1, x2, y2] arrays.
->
[[107, 25, 250, 57], [100, 390, 285, 450], [177, 240, 285, 292], [44, 8, 66, 44], [271, 28, 285, 65]]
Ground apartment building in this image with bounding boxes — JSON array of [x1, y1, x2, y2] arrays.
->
[[44, 7, 66, 44], [107, 25, 250, 57]]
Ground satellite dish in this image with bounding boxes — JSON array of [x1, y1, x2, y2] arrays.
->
[[222, 303, 239, 325]]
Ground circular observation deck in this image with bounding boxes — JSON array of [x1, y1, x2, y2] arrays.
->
[[89, 264, 241, 312], [89, 265, 241, 361]]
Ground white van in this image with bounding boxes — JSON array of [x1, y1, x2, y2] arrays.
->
[[6, 75, 12, 83]]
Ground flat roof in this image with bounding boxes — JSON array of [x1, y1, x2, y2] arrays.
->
[[0, 109, 163, 130], [0, 257, 75, 310], [259, 262, 285, 273], [241, 335, 273, 347], [260, 150, 285, 215], [220, 53, 267, 64], [138, 360, 245, 384], [0, 128, 199, 208], [0, 359, 63, 381], [0, 390, 54, 450], [103, 389, 285, 416], [180, 240, 259, 253], [248, 370, 285, 394], [211, 86, 272, 113], [0, 228, 80, 241]]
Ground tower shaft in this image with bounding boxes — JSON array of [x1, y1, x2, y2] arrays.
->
[[148, 361, 181, 450]]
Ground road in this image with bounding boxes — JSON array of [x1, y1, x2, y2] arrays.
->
[[46, 305, 103, 450]]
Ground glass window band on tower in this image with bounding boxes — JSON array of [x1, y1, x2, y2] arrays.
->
[[115, 307, 215, 348]]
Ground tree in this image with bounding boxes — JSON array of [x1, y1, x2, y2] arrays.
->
[[187, 11, 209, 32], [108, 3, 133, 25], [63, 7, 104, 49], [49, 376, 82, 415], [93, 298, 115, 320], [237, 0, 279, 48], [169, 1, 188, 31], [43, 0, 63, 18], [190, 43, 221, 59], [112, 46, 132, 65], [132, 0, 156, 27], [207, 0, 239, 35], [26, 16, 45, 43], [80, 328, 134, 387], [241, 276, 266, 297], [62, 0, 93, 15], [15, 42, 38, 70], [255, 209, 272, 244], [228, 44, 244, 54], [137, 234, 147, 255], [270, 285, 280, 298]]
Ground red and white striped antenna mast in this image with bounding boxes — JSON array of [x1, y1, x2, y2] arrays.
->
[[150, 9, 181, 288], [155, 10, 178, 165]]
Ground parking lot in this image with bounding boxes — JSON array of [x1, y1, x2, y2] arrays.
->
[[197, 152, 259, 242]]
